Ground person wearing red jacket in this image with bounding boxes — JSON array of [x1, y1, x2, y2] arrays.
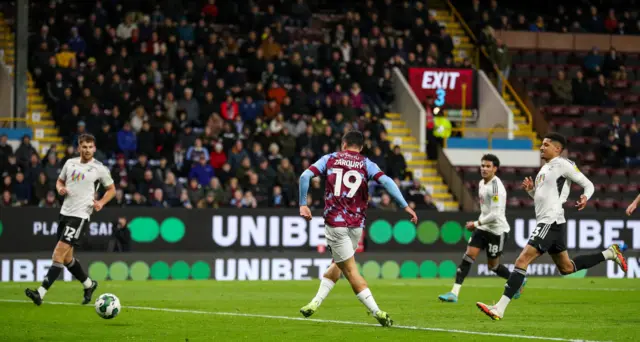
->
[[209, 143, 227, 170], [220, 95, 239, 120]]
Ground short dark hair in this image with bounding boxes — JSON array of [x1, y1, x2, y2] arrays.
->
[[77, 133, 96, 145], [342, 130, 364, 149], [481, 154, 500, 168], [544, 132, 566, 150]]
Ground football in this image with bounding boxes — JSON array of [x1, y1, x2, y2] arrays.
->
[[94, 293, 121, 319]]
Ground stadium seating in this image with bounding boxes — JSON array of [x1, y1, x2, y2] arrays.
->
[[0, 0, 470, 211], [450, 1, 640, 211]]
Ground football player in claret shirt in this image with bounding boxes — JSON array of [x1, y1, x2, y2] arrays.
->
[[298, 130, 417, 327]]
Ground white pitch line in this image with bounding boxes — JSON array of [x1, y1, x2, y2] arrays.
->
[[0, 299, 609, 342], [390, 283, 639, 292]]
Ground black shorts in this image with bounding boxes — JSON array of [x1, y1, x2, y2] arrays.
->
[[468, 229, 507, 259], [56, 214, 89, 247], [527, 222, 567, 255]]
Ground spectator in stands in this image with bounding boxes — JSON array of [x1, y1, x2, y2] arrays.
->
[[551, 70, 573, 105], [572, 71, 590, 106], [376, 193, 397, 211], [3, 0, 464, 211], [12, 172, 31, 206], [601, 130, 623, 167], [15, 135, 38, 170], [117, 122, 137, 159], [417, 193, 438, 210], [584, 47, 604, 77], [489, 38, 511, 92], [150, 188, 169, 208], [0, 190, 17, 207], [590, 74, 608, 106], [623, 132, 640, 166], [190, 155, 215, 187], [0, 134, 12, 171], [38, 191, 60, 208], [603, 48, 622, 77]]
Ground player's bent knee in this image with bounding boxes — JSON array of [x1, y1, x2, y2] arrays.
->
[[558, 264, 575, 275]]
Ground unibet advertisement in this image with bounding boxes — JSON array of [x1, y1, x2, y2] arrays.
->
[[0, 253, 633, 282], [0, 208, 639, 252], [407, 67, 477, 109]]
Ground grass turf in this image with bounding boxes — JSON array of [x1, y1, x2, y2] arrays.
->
[[0, 278, 638, 341]]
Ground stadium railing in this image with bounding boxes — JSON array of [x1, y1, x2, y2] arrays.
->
[[445, 0, 534, 131]]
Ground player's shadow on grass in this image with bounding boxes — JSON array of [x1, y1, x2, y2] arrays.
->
[[105, 323, 133, 327]]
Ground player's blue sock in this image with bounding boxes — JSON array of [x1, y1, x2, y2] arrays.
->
[[503, 267, 526, 299]]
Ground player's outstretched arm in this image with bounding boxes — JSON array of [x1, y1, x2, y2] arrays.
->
[[377, 175, 418, 223], [561, 161, 594, 210], [626, 194, 640, 216], [299, 169, 314, 220]]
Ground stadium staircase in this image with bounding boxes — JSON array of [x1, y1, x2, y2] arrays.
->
[[429, 0, 539, 144], [0, 12, 65, 158], [383, 113, 458, 211]]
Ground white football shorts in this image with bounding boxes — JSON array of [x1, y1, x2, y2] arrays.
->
[[324, 225, 363, 263]]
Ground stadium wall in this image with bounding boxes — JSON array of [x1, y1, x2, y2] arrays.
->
[[391, 67, 426, 152], [471, 70, 513, 139], [443, 149, 541, 167]]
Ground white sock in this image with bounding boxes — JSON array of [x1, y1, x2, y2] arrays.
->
[[356, 288, 380, 314], [37, 286, 47, 299], [82, 278, 93, 289], [602, 248, 615, 260], [312, 277, 335, 305], [495, 295, 511, 315], [451, 283, 462, 297]]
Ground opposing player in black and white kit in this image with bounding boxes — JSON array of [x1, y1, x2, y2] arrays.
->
[[438, 154, 521, 303], [477, 133, 628, 320], [25, 134, 116, 306]]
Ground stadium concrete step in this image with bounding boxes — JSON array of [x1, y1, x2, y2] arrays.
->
[[403, 151, 427, 161], [387, 127, 411, 135], [384, 112, 459, 211], [0, 18, 61, 153], [430, 9, 473, 63], [407, 160, 436, 167], [35, 136, 63, 144], [29, 120, 56, 128], [33, 127, 59, 137], [382, 119, 407, 130]]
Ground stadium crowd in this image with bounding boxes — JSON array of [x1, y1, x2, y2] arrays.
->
[[0, 0, 445, 211], [463, 0, 640, 35]]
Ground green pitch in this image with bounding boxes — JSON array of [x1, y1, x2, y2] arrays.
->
[[0, 278, 638, 341]]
